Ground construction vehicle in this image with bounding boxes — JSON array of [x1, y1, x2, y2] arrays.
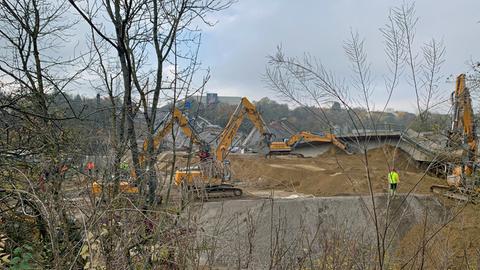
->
[[215, 97, 272, 161], [91, 107, 207, 196], [91, 181, 139, 196], [173, 159, 243, 197], [175, 97, 273, 197], [139, 107, 208, 165], [92, 102, 245, 198], [430, 74, 480, 203], [266, 118, 350, 157], [268, 131, 350, 157]]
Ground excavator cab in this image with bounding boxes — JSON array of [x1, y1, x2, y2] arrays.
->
[[198, 143, 212, 161], [174, 160, 240, 197], [222, 160, 232, 181]]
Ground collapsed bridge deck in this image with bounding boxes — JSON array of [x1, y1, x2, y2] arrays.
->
[[294, 129, 445, 163]]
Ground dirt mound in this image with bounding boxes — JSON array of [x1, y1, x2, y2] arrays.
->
[[364, 145, 418, 171], [230, 145, 444, 196]]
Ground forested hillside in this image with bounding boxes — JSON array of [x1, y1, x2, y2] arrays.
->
[[185, 97, 452, 134], [53, 94, 454, 137]]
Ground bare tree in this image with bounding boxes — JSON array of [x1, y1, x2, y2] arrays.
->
[[0, 0, 233, 268], [63, 0, 234, 268], [392, 3, 446, 124], [69, 0, 233, 205], [0, 0, 92, 268], [265, 4, 455, 269], [420, 39, 446, 116]]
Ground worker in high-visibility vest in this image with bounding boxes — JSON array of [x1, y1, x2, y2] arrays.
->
[[388, 168, 399, 196], [120, 162, 130, 179], [120, 162, 129, 171]]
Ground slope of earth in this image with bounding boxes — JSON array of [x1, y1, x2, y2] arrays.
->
[[230, 145, 444, 196], [163, 146, 478, 268], [192, 194, 447, 269], [396, 199, 480, 269], [149, 148, 477, 268]]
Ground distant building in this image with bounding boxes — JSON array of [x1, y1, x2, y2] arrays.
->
[[189, 93, 242, 106], [206, 93, 218, 105], [217, 96, 243, 105]]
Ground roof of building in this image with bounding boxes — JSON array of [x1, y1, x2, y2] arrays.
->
[[188, 95, 243, 106]]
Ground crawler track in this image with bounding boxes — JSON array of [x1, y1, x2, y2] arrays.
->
[[188, 183, 244, 200]]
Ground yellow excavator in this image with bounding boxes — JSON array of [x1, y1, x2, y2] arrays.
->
[[215, 97, 272, 161], [268, 131, 350, 157], [430, 74, 480, 203], [175, 97, 273, 197], [138, 107, 208, 166], [92, 107, 207, 196]]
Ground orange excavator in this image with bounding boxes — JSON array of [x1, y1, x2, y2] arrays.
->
[[267, 118, 350, 157], [430, 74, 480, 203]]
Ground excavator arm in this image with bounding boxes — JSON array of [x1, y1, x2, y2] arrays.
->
[[463, 89, 477, 176], [285, 131, 349, 152], [95, 106, 201, 196], [216, 97, 271, 161], [431, 74, 480, 201], [149, 107, 202, 149], [171, 108, 202, 145], [450, 74, 477, 176], [144, 121, 174, 153], [242, 98, 270, 135], [140, 107, 203, 165]]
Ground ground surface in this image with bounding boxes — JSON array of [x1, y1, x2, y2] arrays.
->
[[192, 145, 479, 269], [142, 146, 479, 268], [194, 194, 446, 269], [230, 145, 443, 197]]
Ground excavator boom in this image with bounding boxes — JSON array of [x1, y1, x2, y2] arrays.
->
[[431, 74, 480, 203], [459, 81, 477, 173], [144, 107, 202, 151], [270, 131, 349, 156], [216, 97, 271, 161], [449, 74, 477, 176], [174, 98, 270, 198], [139, 107, 204, 166]]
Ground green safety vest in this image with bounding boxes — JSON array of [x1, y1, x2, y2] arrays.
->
[[388, 171, 399, 184], [120, 163, 129, 171]]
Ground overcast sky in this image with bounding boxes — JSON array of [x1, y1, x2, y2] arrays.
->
[[196, 0, 480, 112]]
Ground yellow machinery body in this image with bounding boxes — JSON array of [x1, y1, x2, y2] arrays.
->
[[447, 74, 477, 184], [269, 142, 292, 152], [174, 169, 203, 186], [173, 165, 242, 197], [91, 181, 139, 196]]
